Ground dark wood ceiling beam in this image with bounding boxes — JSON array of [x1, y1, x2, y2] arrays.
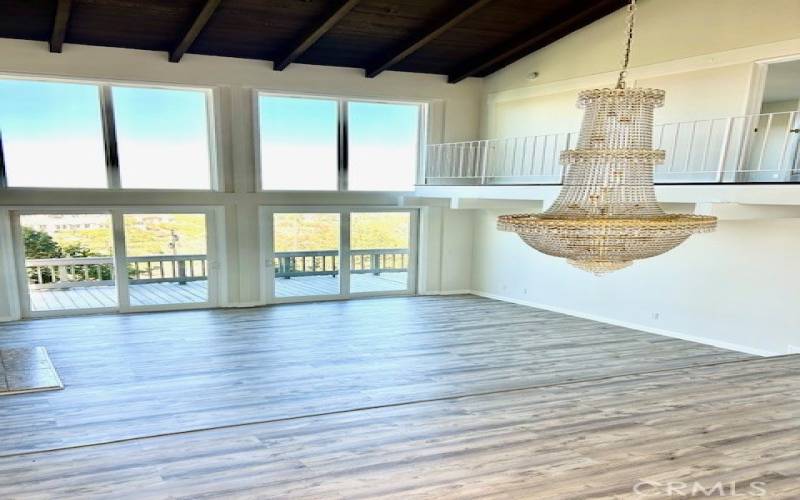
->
[[49, 0, 72, 53], [447, 0, 628, 84], [274, 0, 360, 71], [365, 0, 493, 78], [169, 0, 222, 63]]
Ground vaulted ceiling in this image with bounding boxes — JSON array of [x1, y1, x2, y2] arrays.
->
[[0, 0, 627, 83]]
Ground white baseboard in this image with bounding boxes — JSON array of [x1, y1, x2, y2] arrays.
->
[[221, 301, 265, 309], [0, 316, 18, 323], [471, 290, 779, 357], [420, 289, 472, 296]]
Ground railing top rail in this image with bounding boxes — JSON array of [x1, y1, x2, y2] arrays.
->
[[427, 132, 576, 148], [351, 248, 409, 254], [26, 254, 208, 265], [274, 248, 409, 258], [27, 250, 409, 265], [274, 250, 339, 257], [426, 110, 800, 148], [655, 110, 799, 128], [25, 256, 114, 265], [127, 254, 207, 262]]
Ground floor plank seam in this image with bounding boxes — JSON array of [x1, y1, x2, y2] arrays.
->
[[2, 353, 794, 461]]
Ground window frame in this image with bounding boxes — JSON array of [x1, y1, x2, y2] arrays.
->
[[259, 205, 419, 305], [10, 205, 222, 318], [0, 75, 220, 192], [254, 90, 428, 193]]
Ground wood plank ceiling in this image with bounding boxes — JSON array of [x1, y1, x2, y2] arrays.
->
[[0, 0, 628, 83]]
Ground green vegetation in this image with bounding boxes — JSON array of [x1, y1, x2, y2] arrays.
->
[[22, 215, 207, 285], [23, 227, 100, 259], [51, 228, 114, 256], [22, 227, 113, 283], [123, 214, 207, 256], [24, 212, 409, 260], [23, 214, 207, 258], [273, 213, 409, 252], [351, 213, 410, 250], [22, 227, 63, 259]]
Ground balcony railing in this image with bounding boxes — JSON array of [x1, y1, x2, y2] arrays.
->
[[423, 111, 800, 185], [25, 250, 409, 289], [25, 254, 208, 289], [274, 249, 409, 278]]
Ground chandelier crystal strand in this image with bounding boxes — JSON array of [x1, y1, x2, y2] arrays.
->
[[497, 0, 716, 275]]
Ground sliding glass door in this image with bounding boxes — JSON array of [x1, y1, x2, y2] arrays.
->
[[265, 208, 417, 302], [349, 212, 412, 294], [15, 209, 216, 317], [123, 213, 211, 307], [18, 213, 117, 314], [272, 213, 341, 299]]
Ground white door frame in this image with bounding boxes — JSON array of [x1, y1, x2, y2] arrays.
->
[[117, 207, 220, 313], [11, 208, 118, 318], [348, 207, 418, 299], [744, 54, 800, 115], [11, 206, 222, 318], [260, 206, 419, 305], [740, 54, 800, 180]]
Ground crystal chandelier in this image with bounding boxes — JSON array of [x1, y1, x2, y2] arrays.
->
[[497, 0, 716, 275]]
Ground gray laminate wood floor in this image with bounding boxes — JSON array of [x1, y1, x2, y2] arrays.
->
[[0, 295, 796, 499]]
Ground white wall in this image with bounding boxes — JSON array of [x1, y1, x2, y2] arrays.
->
[[484, 0, 800, 94], [471, 0, 800, 355], [440, 209, 475, 292], [415, 206, 475, 294], [472, 211, 799, 356], [489, 63, 757, 140], [0, 39, 484, 319]]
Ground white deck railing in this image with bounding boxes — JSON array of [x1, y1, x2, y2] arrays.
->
[[274, 249, 409, 278], [423, 111, 800, 185], [25, 254, 208, 289]]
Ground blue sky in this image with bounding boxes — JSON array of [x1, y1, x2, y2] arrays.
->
[[0, 79, 211, 189], [259, 95, 338, 146], [0, 80, 208, 140], [0, 79, 102, 139], [0, 80, 419, 190], [257, 95, 419, 146], [258, 95, 419, 190], [112, 86, 209, 143]]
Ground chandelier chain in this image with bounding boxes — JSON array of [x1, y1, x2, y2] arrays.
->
[[616, 0, 637, 89]]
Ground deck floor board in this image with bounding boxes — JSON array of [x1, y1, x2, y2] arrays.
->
[[29, 282, 209, 311], [29, 274, 408, 311]]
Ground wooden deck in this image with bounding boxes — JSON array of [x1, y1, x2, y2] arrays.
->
[[29, 281, 209, 311], [0, 296, 797, 498], [29, 274, 407, 311], [274, 272, 408, 297]]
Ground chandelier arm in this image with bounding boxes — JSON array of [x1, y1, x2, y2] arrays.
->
[[615, 0, 637, 90]]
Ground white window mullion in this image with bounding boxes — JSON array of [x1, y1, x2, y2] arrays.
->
[[111, 210, 130, 311], [407, 209, 420, 294], [0, 131, 7, 189], [338, 98, 349, 192], [99, 85, 122, 190], [9, 213, 30, 318], [340, 209, 351, 297], [204, 208, 220, 307]]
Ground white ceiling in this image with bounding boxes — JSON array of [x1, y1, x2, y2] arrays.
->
[[763, 59, 800, 103]]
